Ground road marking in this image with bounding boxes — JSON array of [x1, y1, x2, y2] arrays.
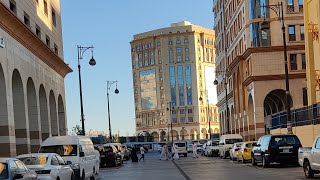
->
[[172, 160, 191, 180]]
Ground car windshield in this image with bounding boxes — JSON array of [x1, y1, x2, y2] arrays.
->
[[18, 155, 49, 165], [39, 145, 78, 156], [226, 139, 243, 144], [271, 136, 301, 146], [245, 143, 253, 148], [0, 163, 8, 180], [175, 143, 186, 147]]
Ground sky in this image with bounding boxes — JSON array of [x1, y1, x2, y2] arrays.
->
[[61, 0, 214, 136]]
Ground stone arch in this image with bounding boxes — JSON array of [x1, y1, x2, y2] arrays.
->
[[49, 90, 58, 136], [214, 128, 220, 134], [58, 95, 66, 135], [27, 78, 40, 152], [12, 69, 29, 155], [160, 131, 166, 141], [180, 129, 188, 140], [151, 131, 159, 142], [263, 89, 292, 117], [201, 128, 207, 139], [0, 64, 9, 156], [190, 129, 198, 140], [248, 94, 255, 140], [169, 130, 179, 140], [39, 85, 50, 141]]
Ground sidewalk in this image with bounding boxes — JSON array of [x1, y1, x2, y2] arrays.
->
[[98, 152, 185, 180]]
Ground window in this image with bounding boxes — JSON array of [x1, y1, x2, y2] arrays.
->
[[290, 54, 297, 70], [184, 39, 189, 44], [169, 49, 173, 54], [185, 48, 189, 52], [180, 117, 185, 123], [138, 54, 142, 59], [288, 25, 296, 41], [54, 43, 58, 55], [44, 0, 48, 16], [188, 109, 193, 114], [315, 138, 320, 149], [51, 156, 59, 165], [150, 51, 154, 56], [138, 62, 143, 67], [24, 12, 30, 27], [9, 0, 16, 14], [158, 59, 162, 64], [36, 24, 41, 38], [287, 0, 294, 12], [176, 39, 181, 44], [178, 66, 185, 105], [170, 66, 177, 106], [177, 55, 182, 62], [168, 40, 173, 45], [186, 65, 192, 105], [299, 0, 304, 12], [180, 109, 185, 114], [144, 60, 148, 66], [52, 8, 56, 26], [150, 59, 155, 65], [302, 53, 306, 69], [303, 87, 308, 106], [185, 56, 189, 61], [176, 47, 182, 52], [144, 52, 148, 58], [188, 117, 193, 122], [45, 35, 50, 46], [172, 118, 178, 123], [300, 25, 304, 40]]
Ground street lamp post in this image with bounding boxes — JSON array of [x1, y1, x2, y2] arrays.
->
[[214, 71, 229, 135], [77, 45, 96, 136], [107, 81, 120, 141], [199, 90, 211, 139], [261, 2, 292, 134]]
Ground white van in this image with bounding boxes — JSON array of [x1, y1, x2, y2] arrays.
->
[[39, 136, 96, 180], [219, 134, 243, 158], [173, 141, 188, 157]]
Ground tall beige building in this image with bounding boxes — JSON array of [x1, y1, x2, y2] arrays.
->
[[130, 21, 220, 141], [213, 0, 306, 141], [0, 0, 71, 156]]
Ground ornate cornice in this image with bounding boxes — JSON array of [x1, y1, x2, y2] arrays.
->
[[0, 2, 72, 77]]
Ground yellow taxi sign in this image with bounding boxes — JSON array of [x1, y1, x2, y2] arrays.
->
[[63, 145, 73, 155]]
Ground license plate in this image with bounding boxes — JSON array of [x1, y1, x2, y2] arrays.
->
[[101, 155, 105, 157], [279, 146, 293, 149], [281, 149, 291, 153]]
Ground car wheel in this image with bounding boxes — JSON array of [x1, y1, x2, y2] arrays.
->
[[303, 161, 315, 178], [251, 156, 257, 166], [262, 155, 269, 168]]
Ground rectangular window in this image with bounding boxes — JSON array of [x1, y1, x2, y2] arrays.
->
[[9, 0, 17, 14], [144, 52, 148, 58], [302, 53, 306, 69], [299, 0, 304, 12], [176, 47, 182, 52], [172, 118, 178, 123], [290, 54, 297, 70], [303, 87, 308, 106], [186, 65, 192, 105], [289, 25, 296, 41], [185, 56, 189, 61], [54, 43, 58, 55], [169, 49, 173, 54], [180, 109, 185, 114], [150, 51, 154, 56], [24, 12, 30, 27], [172, 110, 177, 115], [170, 66, 177, 106], [45, 35, 50, 46], [168, 40, 173, 45], [185, 48, 189, 52], [178, 65, 185, 105], [287, 0, 294, 12], [36, 25, 41, 38], [169, 58, 174, 63], [138, 54, 142, 59], [44, 0, 48, 16], [158, 59, 162, 64], [180, 117, 185, 123], [144, 60, 148, 66], [300, 25, 304, 40], [150, 59, 155, 65], [184, 39, 189, 44], [177, 56, 182, 62], [52, 8, 56, 27], [176, 39, 181, 44], [188, 109, 193, 114], [138, 61, 143, 67], [188, 117, 193, 122]]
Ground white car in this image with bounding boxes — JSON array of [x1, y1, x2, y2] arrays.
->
[[17, 153, 74, 180], [204, 140, 220, 157], [229, 142, 243, 161]]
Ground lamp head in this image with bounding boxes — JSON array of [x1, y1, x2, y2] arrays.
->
[[213, 79, 219, 85], [89, 56, 96, 66], [261, 20, 270, 31], [114, 88, 119, 94]]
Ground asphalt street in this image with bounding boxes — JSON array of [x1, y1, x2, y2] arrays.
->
[[96, 151, 317, 180]]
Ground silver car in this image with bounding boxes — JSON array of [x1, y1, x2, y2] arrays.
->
[[0, 158, 38, 180]]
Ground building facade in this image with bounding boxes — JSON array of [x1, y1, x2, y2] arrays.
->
[[130, 21, 220, 142], [213, 0, 306, 141], [0, 0, 71, 156]]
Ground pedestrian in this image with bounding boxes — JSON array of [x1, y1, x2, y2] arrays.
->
[[164, 144, 170, 160], [131, 146, 138, 162], [139, 146, 145, 161], [160, 144, 166, 160], [192, 143, 198, 158], [173, 144, 179, 160]]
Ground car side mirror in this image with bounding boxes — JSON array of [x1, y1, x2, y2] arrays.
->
[[66, 161, 72, 165], [13, 173, 24, 179], [80, 152, 85, 157]]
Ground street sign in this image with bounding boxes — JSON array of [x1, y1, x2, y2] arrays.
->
[[0, 37, 4, 48]]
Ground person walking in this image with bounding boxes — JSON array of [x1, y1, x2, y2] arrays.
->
[[139, 146, 145, 161], [164, 144, 170, 160], [173, 144, 180, 160], [192, 143, 198, 158], [160, 144, 166, 160]]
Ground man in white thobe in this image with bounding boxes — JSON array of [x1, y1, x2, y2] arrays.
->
[[193, 143, 198, 158]]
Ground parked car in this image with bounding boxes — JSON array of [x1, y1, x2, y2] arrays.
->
[[187, 143, 193, 153], [197, 144, 203, 153], [299, 134, 320, 178], [17, 153, 74, 180], [39, 136, 97, 180], [252, 134, 302, 168], [173, 142, 188, 157], [100, 145, 122, 167], [204, 140, 220, 157], [230, 142, 243, 161], [105, 143, 124, 162], [0, 157, 38, 180], [219, 134, 243, 158], [122, 145, 131, 160], [237, 141, 256, 163]]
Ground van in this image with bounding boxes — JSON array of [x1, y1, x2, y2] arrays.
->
[[219, 134, 243, 158], [39, 136, 96, 180], [173, 141, 188, 157]]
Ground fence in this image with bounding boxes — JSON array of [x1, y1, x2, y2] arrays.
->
[[270, 103, 320, 130]]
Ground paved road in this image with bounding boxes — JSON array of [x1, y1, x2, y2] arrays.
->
[[96, 152, 319, 180]]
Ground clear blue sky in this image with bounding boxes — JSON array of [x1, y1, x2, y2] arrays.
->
[[61, 0, 214, 136]]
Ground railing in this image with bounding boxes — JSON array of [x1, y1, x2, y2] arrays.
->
[[270, 103, 320, 130]]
